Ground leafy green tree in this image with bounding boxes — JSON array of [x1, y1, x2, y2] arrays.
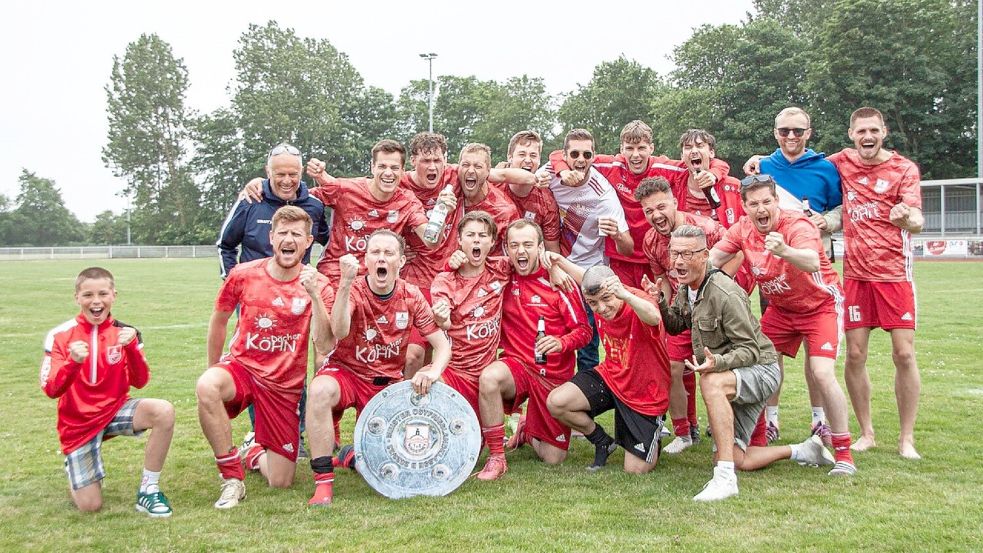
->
[[556, 57, 665, 154], [103, 33, 200, 244], [88, 210, 130, 245], [1, 170, 84, 246]]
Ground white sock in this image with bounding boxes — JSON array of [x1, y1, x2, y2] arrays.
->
[[766, 406, 779, 425], [141, 469, 161, 494], [789, 443, 803, 462], [716, 460, 736, 477], [811, 407, 826, 426]]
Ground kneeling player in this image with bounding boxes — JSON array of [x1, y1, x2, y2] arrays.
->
[[305, 231, 451, 506], [41, 267, 176, 516], [196, 207, 334, 509], [431, 211, 511, 416], [545, 263, 671, 474], [475, 220, 592, 480]]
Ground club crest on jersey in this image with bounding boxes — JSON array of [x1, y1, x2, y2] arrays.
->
[[524, 210, 536, 221], [106, 345, 123, 365], [387, 210, 400, 224], [395, 311, 409, 329], [531, 295, 541, 304], [291, 297, 308, 315], [874, 179, 890, 194]]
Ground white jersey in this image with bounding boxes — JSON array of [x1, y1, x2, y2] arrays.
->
[[546, 164, 629, 268]]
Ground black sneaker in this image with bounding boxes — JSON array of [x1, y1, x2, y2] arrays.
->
[[587, 441, 618, 471], [334, 444, 357, 471], [690, 423, 702, 445]]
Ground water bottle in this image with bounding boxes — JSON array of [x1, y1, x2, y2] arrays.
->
[[423, 185, 454, 243]]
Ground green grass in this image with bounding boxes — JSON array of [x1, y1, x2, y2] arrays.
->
[[1, 259, 981, 552]]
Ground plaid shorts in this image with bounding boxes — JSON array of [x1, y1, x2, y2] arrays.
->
[[64, 398, 144, 490]]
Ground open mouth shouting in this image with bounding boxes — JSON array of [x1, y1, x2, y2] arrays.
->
[[469, 245, 484, 263], [87, 305, 108, 323], [652, 214, 672, 235], [462, 172, 479, 194], [754, 211, 772, 233], [425, 167, 440, 185], [859, 139, 878, 157]]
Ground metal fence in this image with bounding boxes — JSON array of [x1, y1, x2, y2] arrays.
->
[[0, 244, 328, 261]]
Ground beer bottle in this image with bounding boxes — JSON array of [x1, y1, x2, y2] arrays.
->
[[534, 316, 547, 365]]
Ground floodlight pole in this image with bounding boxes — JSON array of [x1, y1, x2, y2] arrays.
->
[[419, 53, 438, 132]]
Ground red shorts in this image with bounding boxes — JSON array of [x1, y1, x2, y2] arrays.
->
[[500, 357, 571, 450], [844, 279, 917, 331], [667, 330, 693, 362], [217, 359, 301, 462], [441, 368, 480, 417], [315, 364, 393, 425], [760, 302, 841, 360], [609, 259, 652, 289]]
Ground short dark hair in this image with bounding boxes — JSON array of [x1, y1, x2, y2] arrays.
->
[[582, 264, 617, 297], [508, 130, 542, 157], [409, 132, 448, 157], [371, 139, 406, 166], [75, 267, 115, 292], [563, 128, 594, 151], [678, 129, 716, 151], [738, 174, 779, 201], [634, 177, 673, 202], [850, 106, 886, 127], [458, 210, 498, 238]]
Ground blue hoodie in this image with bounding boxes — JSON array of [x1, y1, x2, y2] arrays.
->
[[216, 179, 330, 278], [759, 148, 842, 212]]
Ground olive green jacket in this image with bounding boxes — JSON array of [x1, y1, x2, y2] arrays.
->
[[658, 264, 778, 372]]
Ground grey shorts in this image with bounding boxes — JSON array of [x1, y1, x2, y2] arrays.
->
[[64, 398, 144, 490], [731, 363, 781, 450]]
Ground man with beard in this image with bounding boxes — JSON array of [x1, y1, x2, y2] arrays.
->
[[710, 175, 856, 476], [304, 230, 451, 506], [635, 177, 746, 454], [742, 107, 843, 443], [474, 220, 592, 480], [829, 107, 924, 459], [543, 262, 671, 474], [196, 206, 335, 509], [653, 225, 835, 501], [547, 120, 730, 288]]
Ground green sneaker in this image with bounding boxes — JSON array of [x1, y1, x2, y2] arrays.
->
[[136, 490, 173, 518]]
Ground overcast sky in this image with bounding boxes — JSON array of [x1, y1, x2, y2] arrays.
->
[[2, 0, 756, 223]]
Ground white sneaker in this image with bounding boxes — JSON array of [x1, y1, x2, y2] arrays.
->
[[214, 478, 246, 509], [693, 467, 738, 502], [828, 461, 857, 476], [795, 435, 835, 467], [662, 435, 693, 454]]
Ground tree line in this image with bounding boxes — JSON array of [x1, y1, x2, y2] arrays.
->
[[0, 0, 977, 246]]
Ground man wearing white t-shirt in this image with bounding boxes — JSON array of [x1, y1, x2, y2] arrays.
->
[[544, 128, 633, 371]]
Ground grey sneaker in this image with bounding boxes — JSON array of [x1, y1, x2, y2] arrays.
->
[[796, 435, 835, 466], [662, 435, 694, 455]]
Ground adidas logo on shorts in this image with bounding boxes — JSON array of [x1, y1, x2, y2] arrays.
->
[[283, 443, 294, 453], [821, 342, 834, 351], [901, 312, 913, 321], [556, 434, 566, 442], [634, 443, 645, 452]]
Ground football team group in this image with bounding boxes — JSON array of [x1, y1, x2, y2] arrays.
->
[[40, 105, 924, 517]]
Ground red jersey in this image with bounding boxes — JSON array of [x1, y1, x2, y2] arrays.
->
[[431, 257, 512, 379], [594, 287, 671, 416], [311, 178, 429, 282], [678, 175, 746, 228], [215, 258, 335, 393], [829, 149, 922, 282], [716, 210, 841, 313], [402, 166, 461, 289], [326, 278, 439, 381], [643, 212, 726, 294], [458, 184, 521, 248], [41, 315, 151, 454], [492, 182, 562, 242], [500, 266, 592, 382]]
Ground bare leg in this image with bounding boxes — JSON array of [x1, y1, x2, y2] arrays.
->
[[70, 482, 103, 513], [700, 371, 738, 463], [547, 382, 594, 434], [668, 360, 688, 427], [890, 329, 921, 459], [807, 357, 850, 434], [306, 374, 342, 460], [844, 327, 876, 450], [195, 367, 238, 456], [133, 398, 175, 473], [478, 362, 516, 427], [732, 444, 792, 471], [530, 440, 568, 465], [623, 453, 658, 474], [257, 450, 296, 488]]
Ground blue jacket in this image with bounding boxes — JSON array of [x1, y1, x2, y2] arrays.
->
[[216, 179, 330, 278], [759, 148, 842, 212]]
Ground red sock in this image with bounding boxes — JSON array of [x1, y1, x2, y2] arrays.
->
[[684, 371, 698, 426], [672, 417, 691, 438], [243, 444, 266, 471], [216, 448, 245, 481], [482, 424, 505, 456], [831, 432, 854, 464], [749, 411, 768, 447]]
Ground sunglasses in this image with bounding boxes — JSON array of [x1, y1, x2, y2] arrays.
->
[[567, 150, 593, 160], [269, 143, 301, 157], [740, 174, 775, 189], [776, 127, 809, 137]]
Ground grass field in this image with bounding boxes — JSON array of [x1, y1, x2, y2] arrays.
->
[[1, 258, 981, 552]]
